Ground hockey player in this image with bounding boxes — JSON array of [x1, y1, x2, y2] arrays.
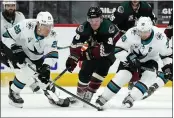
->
[[95, 17, 172, 108], [143, 11, 173, 99], [65, 7, 118, 105], [110, 0, 157, 89], [1, 11, 70, 108], [0, 0, 41, 93]]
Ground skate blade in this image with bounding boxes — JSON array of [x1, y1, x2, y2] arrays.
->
[[33, 90, 43, 94], [121, 103, 131, 108], [9, 99, 23, 108]]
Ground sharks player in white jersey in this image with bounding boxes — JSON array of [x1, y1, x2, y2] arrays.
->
[[0, 0, 42, 93], [95, 17, 172, 109], [2, 11, 70, 108], [1, 0, 25, 35]]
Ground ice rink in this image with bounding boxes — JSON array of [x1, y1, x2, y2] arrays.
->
[[1, 87, 173, 117]]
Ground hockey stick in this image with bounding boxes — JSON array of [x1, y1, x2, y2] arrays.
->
[[57, 46, 70, 50], [26, 63, 69, 106], [27, 64, 102, 110], [54, 84, 103, 111]]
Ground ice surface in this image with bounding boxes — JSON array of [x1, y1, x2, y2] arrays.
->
[[1, 87, 172, 117]]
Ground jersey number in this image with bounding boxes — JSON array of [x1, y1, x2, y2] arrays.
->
[[52, 41, 57, 48], [14, 25, 21, 34]]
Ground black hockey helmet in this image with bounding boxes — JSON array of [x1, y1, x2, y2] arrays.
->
[[87, 6, 102, 18]]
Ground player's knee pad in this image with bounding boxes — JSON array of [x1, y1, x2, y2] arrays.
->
[[14, 65, 36, 86], [112, 70, 132, 87], [139, 70, 157, 88]]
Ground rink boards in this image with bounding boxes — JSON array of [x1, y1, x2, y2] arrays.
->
[[1, 26, 172, 87]]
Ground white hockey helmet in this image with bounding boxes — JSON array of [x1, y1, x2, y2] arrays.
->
[[136, 17, 153, 33], [3, 0, 16, 9], [36, 11, 54, 26], [3, 0, 16, 5]]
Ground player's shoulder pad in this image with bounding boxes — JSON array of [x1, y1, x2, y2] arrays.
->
[[100, 19, 118, 34], [15, 11, 25, 18], [76, 21, 90, 35]]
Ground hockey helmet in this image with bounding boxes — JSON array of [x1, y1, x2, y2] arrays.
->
[[36, 11, 54, 26], [3, 0, 16, 5], [136, 17, 153, 33], [87, 6, 102, 18]]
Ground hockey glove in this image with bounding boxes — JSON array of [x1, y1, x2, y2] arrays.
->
[[11, 44, 26, 64], [66, 54, 79, 72], [38, 64, 51, 84], [126, 53, 140, 72], [81, 44, 101, 60], [162, 63, 173, 81]]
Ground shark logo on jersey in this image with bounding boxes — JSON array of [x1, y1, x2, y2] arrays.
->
[[28, 46, 44, 55], [26, 22, 34, 30], [28, 37, 33, 43]]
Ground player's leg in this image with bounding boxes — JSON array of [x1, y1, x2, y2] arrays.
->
[[9, 62, 36, 108], [69, 60, 96, 105], [122, 60, 158, 108], [77, 60, 96, 98], [83, 58, 112, 103], [95, 61, 133, 108]]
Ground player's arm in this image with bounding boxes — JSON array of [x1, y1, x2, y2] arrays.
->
[[159, 33, 173, 81], [147, 5, 157, 25], [43, 31, 59, 67], [2, 21, 26, 64], [110, 5, 126, 31], [2, 21, 23, 48], [114, 29, 133, 62], [164, 12, 173, 39], [69, 24, 89, 59]]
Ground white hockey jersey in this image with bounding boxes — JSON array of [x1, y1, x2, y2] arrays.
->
[[2, 19, 59, 67], [115, 26, 172, 65], [1, 11, 25, 35]]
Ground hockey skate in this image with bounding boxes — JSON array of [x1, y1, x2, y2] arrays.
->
[[8, 81, 24, 108], [122, 94, 134, 108], [95, 95, 107, 109], [83, 90, 94, 107], [142, 83, 159, 100], [43, 85, 70, 107], [67, 92, 85, 107], [29, 82, 42, 94]]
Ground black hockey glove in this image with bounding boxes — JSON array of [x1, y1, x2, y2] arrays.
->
[[66, 54, 79, 72], [11, 44, 26, 64], [162, 63, 173, 81], [126, 53, 141, 72], [38, 64, 51, 84]]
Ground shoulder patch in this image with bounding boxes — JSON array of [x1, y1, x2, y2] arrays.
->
[[155, 32, 164, 40], [50, 30, 57, 37], [117, 6, 124, 13], [108, 25, 115, 34], [26, 22, 34, 30], [77, 25, 84, 32], [131, 29, 138, 35]]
